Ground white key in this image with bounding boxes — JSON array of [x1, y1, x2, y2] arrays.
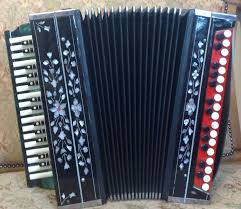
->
[[202, 183, 210, 191], [218, 67, 226, 75], [224, 30, 232, 38], [223, 39, 230, 47], [27, 156, 48, 164], [16, 85, 40, 93], [209, 138, 216, 147], [217, 76, 225, 84], [27, 156, 49, 164], [29, 171, 53, 180], [20, 109, 43, 117], [210, 130, 218, 138], [216, 85, 223, 93], [207, 148, 215, 156], [213, 103, 221, 111], [206, 157, 214, 166], [13, 59, 36, 68], [26, 147, 49, 156], [15, 76, 38, 84], [211, 112, 219, 120], [19, 101, 42, 109], [205, 166, 212, 174], [10, 44, 33, 52], [219, 57, 227, 66], [211, 121, 219, 129], [9, 35, 32, 44], [214, 94, 221, 102], [203, 175, 211, 183], [14, 69, 37, 76], [11, 52, 35, 60], [23, 133, 46, 140], [22, 124, 45, 133], [24, 140, 48, 149], [28, 164, 51, 173], [17, 91, 41, 100], [221, 48, 229, 57], [21, 115, 44, 124]]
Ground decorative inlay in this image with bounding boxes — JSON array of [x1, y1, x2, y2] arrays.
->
[[177, 38, 207, 171], [61, 36, 92, 176], [43, 52, 73, 170], [60, 192, 76, 205], [36, 21, 50, 33]]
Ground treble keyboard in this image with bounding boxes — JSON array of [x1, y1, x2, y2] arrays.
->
[[5, 26, 53, 187]]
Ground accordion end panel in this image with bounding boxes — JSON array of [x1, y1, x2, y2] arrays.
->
[[29, 9, 105, 208], [166, 10, 236, 203]]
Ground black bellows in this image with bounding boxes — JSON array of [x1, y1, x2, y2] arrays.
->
[[81, 8, 187, 200]]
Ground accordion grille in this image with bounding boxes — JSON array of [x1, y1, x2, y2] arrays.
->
[[82, 7, 185, 200]]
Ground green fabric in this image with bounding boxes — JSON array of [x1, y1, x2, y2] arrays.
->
[[19, 23, 32, 35]]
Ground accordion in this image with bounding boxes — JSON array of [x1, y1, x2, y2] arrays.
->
[[5, 7, 236, 208]]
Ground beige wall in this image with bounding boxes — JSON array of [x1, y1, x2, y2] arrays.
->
[[0, 0, 234, 170]]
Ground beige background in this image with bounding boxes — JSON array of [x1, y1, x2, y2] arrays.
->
[[0, 0, 237, 170]]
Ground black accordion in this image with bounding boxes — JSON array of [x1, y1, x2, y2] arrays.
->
[[5, 7, 236, 208]]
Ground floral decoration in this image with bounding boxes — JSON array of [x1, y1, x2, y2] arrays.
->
[[43, 52, 73, 170], [178, 38, 206, 172], [60, 192, 76, 205], [61, 36, 91, 176], [36, 21, 50, 32]]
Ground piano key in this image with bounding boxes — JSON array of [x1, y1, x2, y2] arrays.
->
[[21, 115, 44, 124], [15, 76, 38, 84], [11, 52, 35, 60], [20, 108, 43, 117], [29, 171, 53, 180], [23, 132, 46, 140], [14, 68, 37, 76], [24, 139, 48, 149], [27, 155, 49, 164], [19, 100, 42, 109], [28, 164, 51, 173], [26, 147, 49, 156], [22, 124, 45, 132], [9, 35, 32, 44], [13, 59, 36, 68], [10, 44, 33, 52], [17, 91, 41, 100], [16, 84, 40, 93]]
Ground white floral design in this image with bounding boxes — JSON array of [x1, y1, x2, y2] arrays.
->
[[61, 36, 91, 176], [178, 38, 206, 171], [185, 98, 196, 116], [50, 101, 66, 118], [60, 192, 76, 205], [36, 21, 50, 33], [43, 52, 72, 170], [71, 99, 82, 117]]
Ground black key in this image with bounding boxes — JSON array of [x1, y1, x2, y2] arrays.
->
[[211, 62, 219, 69], [216, 33, 225, 40], [202, 135, 209, 142], [207, 98, 214, 105], [206, 108, 213, 115], [203, 126, 210, 132], [215, 42, 222, 50], [211, 72, 218, 78], [199, 161, 205, 168], [201, 144, 209, 151], [209, 80, 217, 87], [197, 171, 204, 178]]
